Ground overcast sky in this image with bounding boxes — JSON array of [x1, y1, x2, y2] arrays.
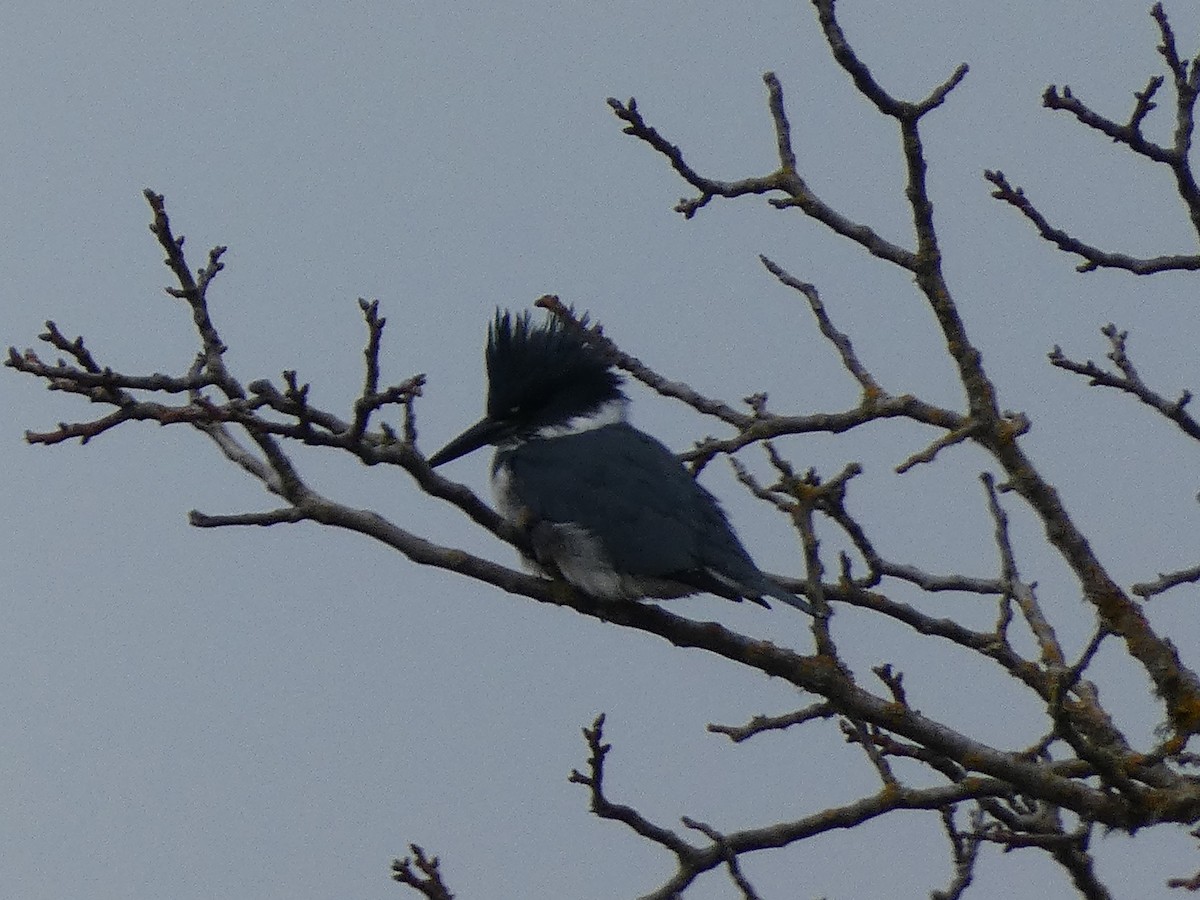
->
[[4, 2, 1200, 898]]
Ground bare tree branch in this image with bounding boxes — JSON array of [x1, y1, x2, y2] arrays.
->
[[392, 844, 455, 900], [1134, 562, 1200, 600], [1050, 323, 1200, 442], [988, 4, 1200, 273], [708, 702, 835, 743], [759, 255, 881, 398], [931, 805, 984, 900]]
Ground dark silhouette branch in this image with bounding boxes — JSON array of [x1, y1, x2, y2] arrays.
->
[[1050, 323, 1200, 442], [707, 701, 836, 742], [1134, 563, 1200, 600], [985, 170, 1200, 274], [570, 713, 1021, 899], [392, 844, 455, 900], [931, 805, 984, 900], [759, 255, 881, 398], [988, 4, 1200, 273]]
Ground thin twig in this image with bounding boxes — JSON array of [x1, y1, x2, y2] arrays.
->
[[1050, 324, 1200, 442], [708, 702, 835, 742]]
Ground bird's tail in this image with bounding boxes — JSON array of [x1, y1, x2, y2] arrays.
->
[[758, 578, 825, 618]]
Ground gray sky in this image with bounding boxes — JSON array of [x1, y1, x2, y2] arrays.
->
[[3, 2, 1200, 898]]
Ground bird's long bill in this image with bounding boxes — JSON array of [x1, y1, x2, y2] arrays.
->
[[427, 416, 506, 467]]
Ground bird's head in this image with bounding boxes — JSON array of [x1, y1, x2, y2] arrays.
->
[[427, 309, 626, 467]]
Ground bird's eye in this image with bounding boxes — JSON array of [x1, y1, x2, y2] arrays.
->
[[507, 404, 521, 416]]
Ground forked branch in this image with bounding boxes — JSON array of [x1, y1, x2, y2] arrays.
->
[[988, 3, 1200, 272]]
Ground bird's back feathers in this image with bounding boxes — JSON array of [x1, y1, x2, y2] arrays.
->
[[494, 423, 818, 615]]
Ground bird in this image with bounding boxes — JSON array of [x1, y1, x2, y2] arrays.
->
[[427, 309, 820, 617]]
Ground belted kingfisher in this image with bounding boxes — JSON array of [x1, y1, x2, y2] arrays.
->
[[427, 309, 819, 617]]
